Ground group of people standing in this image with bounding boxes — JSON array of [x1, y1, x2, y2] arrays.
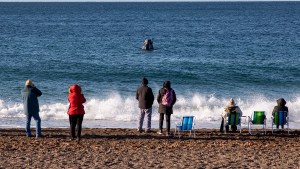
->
[[136, 78, 176, 136], [21, 78, 289, 141], [21, 78, 177, 140], [21, 80, 86, 142]]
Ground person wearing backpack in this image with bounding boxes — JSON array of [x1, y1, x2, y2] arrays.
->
[[157, 81, 176, 136], [136, 78, 154, 133]]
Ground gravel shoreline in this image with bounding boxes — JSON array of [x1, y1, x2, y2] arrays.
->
[[0, 128, 299, 168]]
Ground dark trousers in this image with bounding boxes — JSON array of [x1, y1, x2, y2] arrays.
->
[[276, 125, 284, 129], [69, 115, 84, 139], [159, 113, 171, 133], [220, 117, 237, 132]]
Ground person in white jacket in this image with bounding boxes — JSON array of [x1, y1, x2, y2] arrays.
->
[[220, 98, 243, 132]]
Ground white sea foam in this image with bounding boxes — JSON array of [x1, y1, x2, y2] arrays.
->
[[1, 93, 300, 128]]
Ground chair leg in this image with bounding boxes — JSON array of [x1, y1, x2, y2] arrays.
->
[[248, 123, 251, 135], [248, 120, 250, 135], [174, 128, 177, 137]]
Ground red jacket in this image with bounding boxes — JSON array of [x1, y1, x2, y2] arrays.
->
[[67, 84, 86, 115]]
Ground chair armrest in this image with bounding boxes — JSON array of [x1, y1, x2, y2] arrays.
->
[[240, 116, 246, 123], [175, 122, 182, 126], [247, 116, 252, 122]]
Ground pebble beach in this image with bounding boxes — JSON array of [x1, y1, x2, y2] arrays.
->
[[1, 128, 300, 168]]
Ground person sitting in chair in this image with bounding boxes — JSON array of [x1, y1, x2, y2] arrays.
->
[[271, 98, 288, 129], [220, 98, 243, 132]]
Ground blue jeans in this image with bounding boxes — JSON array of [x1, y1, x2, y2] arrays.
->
[[26, 113, 41, 136], [138, 108, 152, 131]]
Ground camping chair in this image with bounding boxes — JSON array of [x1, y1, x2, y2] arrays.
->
[[225, 112, 241, 133], [271, 111, 289, 134], [248, 111, 266, 135], [174, 116, 195, 138]]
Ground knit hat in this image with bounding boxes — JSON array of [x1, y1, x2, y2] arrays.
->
[[228, 98, 235, 106], [142, 78, 148, 85], [25, 79, 33, 86]]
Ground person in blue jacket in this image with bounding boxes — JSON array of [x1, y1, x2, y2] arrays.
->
[[21, 80, 43, 137]]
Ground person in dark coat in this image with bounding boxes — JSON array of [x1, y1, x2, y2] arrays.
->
[[67, 84, 86, 142], [272, 98, 288, 129], [136, 78, 154, 133], [21, 80, 43, 137], [157, 81, 176, 136]]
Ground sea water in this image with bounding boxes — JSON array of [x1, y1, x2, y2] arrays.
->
[[0, 2, 300, 129]]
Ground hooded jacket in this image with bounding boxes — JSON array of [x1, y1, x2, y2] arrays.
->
[[67, 84, 86, 116], [21, 85, 42, 115], [157, 81, 177, 114], [272, 98, 288, 116]]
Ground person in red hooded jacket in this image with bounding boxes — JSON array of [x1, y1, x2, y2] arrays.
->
[[67, 84, 86, 142]]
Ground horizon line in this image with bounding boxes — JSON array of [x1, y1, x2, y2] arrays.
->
[[0, 0, 299, 2]]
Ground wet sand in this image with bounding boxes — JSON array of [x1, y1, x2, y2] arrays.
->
[[0, 128, 300, 168]]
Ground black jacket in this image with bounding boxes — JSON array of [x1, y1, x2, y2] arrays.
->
[[157, 88, 176, 115], [136, 84, 154, 109]]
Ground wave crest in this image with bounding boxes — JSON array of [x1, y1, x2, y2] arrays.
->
[[1, 93, 300, 127]]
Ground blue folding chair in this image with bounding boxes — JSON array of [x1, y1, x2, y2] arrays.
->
[[271, 111, 289, 134], [175, 116, 195, 138]]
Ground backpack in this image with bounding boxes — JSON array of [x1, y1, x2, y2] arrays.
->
[[161, 88, 174, 107]]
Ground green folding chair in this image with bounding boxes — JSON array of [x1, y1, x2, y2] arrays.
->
[[248, 111, 266, 135], [271, 111, 289, 134], [225, 112, 241, 133]]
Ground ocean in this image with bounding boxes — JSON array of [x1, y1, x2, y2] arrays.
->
[[0, 2, 299, 129]]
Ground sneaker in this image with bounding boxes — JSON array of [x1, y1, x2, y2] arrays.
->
[[166, 133, 171, 136], [157, 131, 163, 135], [137, 129, 142, 133]]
